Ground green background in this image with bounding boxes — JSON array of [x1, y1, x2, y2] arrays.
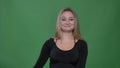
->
[[0, 0, 120, 68]]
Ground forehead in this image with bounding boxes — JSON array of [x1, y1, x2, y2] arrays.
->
[[61, 11, 74, 17]]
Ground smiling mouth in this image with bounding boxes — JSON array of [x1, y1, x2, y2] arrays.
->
[[64, 26, 71, 27], [63, 25, 71, 27]]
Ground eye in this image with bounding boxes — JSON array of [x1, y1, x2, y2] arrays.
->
[[69, 18, 74, 21], [61, 18, 66, 21]]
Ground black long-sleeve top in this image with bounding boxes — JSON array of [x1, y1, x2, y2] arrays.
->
[[34, 38, 88, 68]]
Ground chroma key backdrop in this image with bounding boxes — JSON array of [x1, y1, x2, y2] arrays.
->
[[0, 0, 120, 68]]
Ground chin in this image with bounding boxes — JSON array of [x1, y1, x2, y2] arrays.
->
[[62, 28, 73, 32]]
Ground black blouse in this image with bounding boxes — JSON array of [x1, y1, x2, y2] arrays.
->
[[34, 38, 88, 68]]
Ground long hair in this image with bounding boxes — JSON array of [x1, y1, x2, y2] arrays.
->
[[55, 7, 83, 40]]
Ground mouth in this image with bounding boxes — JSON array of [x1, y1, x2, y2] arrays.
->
[[64, 25, 71, 27], [63, 25, 71, 27]]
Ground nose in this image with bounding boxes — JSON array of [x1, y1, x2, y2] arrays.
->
[[66, 20, 70, 24]]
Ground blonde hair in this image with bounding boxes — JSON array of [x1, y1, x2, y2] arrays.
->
[[55, 7, 83, 40]]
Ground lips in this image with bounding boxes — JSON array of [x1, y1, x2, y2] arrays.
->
[[64, 26, 70, 27], [63, 25, 71, 27]]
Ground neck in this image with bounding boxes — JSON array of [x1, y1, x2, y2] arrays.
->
[[61, 31, 74, 40]]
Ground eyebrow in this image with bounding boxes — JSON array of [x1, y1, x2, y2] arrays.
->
[[69, 17, 74, 18], [61, 16, 74, 19]]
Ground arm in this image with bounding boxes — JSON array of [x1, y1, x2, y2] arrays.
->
[[76, 40, 88, 68], [34, 39, 51, 68]]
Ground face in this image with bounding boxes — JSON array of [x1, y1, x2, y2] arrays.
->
[[60, 11, 75, 32]]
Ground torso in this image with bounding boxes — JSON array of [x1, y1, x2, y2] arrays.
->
[[50, 38, 80, 68], [53, 38, 78, 51]]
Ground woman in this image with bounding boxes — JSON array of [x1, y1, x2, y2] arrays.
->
[[34, 7, 88, 68]]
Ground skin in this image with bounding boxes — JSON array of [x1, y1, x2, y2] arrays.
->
[[55, 11, 77, 51], [60, 11, 75, 32]]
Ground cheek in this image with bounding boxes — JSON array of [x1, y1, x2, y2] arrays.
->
[[72, 22, 75, 25], [71, 21, 75, 27], [60, 22, 67, 27], [60, 21, 65, 25]]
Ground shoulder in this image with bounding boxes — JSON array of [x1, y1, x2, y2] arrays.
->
[[44, 37, 53, 43], [42, 38, 53, 49], [77, 39, 87, 45], [76, 39, 88, 49]]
